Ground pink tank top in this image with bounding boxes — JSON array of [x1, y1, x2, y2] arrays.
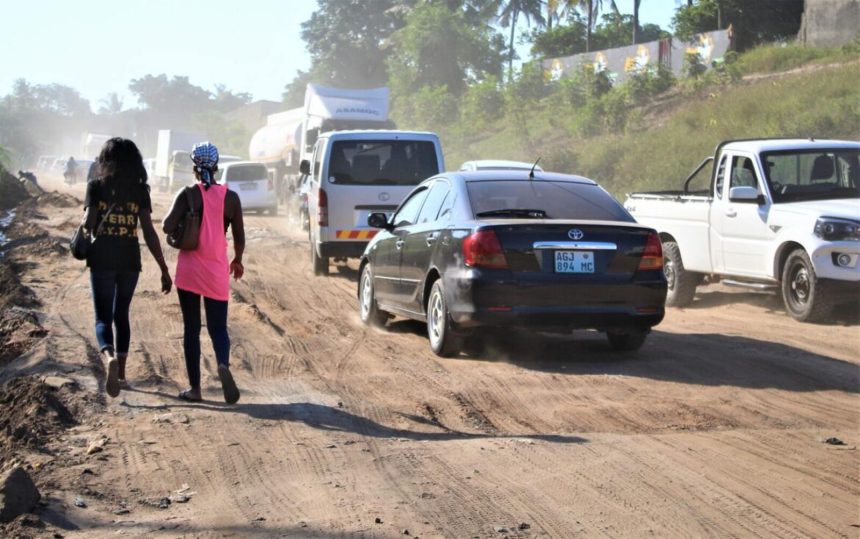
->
[[175, 184, 230, 301]]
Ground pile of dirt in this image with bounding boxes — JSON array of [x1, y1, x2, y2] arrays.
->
[[0, 308, 46, 366], [0, 262, 35, 311], [0, 377, 76, 463], [0, 167, 29, 211], [1, 513, 46, 539], [35, 190, 77, 208]]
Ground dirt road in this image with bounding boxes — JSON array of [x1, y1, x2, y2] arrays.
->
[[3, 177, 859, 538]]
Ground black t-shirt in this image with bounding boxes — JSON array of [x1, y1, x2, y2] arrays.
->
[[84, 180, 152, 272]]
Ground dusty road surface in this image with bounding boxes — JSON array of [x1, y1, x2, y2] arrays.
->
[[2, 176, 859, 538]]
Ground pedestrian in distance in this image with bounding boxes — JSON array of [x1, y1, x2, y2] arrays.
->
[[82, 138, 173, 398], [17, 170, 40, 190], [163, 142, 245, 404], [64, 156, 78, 185]]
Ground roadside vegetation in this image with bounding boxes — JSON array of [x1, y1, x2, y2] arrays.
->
[[420, 43, 860, 196], [2, 0, 858, 199]]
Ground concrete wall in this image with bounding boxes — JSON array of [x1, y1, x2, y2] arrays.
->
[[541, 30, 732, 85], [799, 0, 860, 47]]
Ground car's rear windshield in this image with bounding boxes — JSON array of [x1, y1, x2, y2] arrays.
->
[[225, 164, 268, 182], [328, 140, 439, 186], [467, 180, 634, 221], [173, 152, 192, 169], [762, 149, 860, 203]]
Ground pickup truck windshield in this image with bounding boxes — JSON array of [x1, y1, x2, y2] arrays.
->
[[762, 149, 860, 203], [328, 140, 439, 186], [467, 181, 634, 222]]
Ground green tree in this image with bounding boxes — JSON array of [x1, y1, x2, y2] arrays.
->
[[632, 0, 641, 44], [387, 2, 505, 95], [572, 0, 619, 52], [529, 14, 587, 58], [530, 10, 666, 59], [212, 84, 252, 113], [494, 0, 545, 81], [672, 0, 804, 51], [300, 0, 413, 87], [98, 93, 124, 115], [283, 69, 314, 108], [129, 74, 212, 115]]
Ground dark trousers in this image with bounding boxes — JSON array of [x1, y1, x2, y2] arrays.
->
[[90, 270, 140, 354], [177, 288, 230, 389]]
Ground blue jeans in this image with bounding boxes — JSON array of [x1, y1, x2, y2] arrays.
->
[[90, 270, 140, 354], [177, 288, 230, 389]]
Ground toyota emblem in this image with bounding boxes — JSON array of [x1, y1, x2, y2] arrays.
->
[[378, 192, 390, 202], [568, 229, 584, 240]]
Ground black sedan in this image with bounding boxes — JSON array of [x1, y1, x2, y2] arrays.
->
[[357, 170, 667, 356]]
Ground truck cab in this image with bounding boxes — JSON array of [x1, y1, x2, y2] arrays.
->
[[305, 130, 445, 276], [625, 139, 860, 322]]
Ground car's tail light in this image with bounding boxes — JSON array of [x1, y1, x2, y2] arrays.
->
[[267, 178, 274, 191], [318, 187, 328, 227], [463, 230, 508, 269], [638, 233, 663, 271]]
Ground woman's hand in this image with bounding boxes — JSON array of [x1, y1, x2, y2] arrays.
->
[[161, 270, 173, 294], [230, 259, 244, 281]]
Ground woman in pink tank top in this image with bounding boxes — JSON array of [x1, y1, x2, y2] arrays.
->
[[163, 142, 245, 404]]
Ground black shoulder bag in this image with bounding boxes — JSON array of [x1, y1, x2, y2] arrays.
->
[[166, 187, 201, 251], [70, 203, 117, 261]]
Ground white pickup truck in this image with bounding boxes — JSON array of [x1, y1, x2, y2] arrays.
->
[[624, 139, 859, 322]]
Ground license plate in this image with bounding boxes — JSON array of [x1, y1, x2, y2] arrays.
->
[[239, 182, 258, 191], [554, 251, 594, 273]]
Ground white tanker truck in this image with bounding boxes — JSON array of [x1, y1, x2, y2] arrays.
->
[[248, 84, 395, 210]]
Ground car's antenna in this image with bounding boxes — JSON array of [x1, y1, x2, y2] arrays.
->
[[529, 157, 541, 180]]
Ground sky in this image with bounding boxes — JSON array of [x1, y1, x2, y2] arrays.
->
[[0, 0, 678, 111]]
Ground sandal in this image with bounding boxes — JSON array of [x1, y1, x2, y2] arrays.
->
[[178, 388, 202, 402], [118, 379, 131, 390], [218, 365, 240, 405]]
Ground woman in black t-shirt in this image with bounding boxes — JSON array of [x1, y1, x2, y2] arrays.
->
[[82, 138, 172, 398]]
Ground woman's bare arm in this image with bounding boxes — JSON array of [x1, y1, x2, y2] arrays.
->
[[139, 210, 172, 293], [226, 190, 245, 280]]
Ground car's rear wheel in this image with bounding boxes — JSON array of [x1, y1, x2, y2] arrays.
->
[[662, 241, 699, 307], [781, 248, 834, 322], [268, 205, 278, 216], [359, 264, 389, 327], [310, 232, 329, 276], [606, 330, 648, 352], [427, 280, 458, 357]]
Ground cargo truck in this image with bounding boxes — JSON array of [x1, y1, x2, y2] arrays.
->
[[248, 85, 395, 220], [154, 130, 206, 193]]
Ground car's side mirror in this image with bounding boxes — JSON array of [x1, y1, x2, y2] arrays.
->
[[367, 212, 392, 231], [299, 160, 310, 176], [728, 186, 762, 204]]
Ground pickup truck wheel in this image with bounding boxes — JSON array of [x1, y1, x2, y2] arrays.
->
[[781, 248, 834, 322], [310, 232, 329, 276], [427, 280, 459, 357], [606, 330, 648, 352], [359, 264, 389, 327], [662, 241, 698, 307]]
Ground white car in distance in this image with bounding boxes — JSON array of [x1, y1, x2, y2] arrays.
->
[[458, 159, 543, 172], [216, 161, 279, 215]]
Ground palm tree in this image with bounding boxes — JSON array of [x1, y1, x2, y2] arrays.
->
[[547, 0, 560, 30], [632, 0, 642, 44], [495, 0, 546, 82], [568, 0, 619, 52]]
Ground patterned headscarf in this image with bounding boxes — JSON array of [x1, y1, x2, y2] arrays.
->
[[191, 142, 219, 189]]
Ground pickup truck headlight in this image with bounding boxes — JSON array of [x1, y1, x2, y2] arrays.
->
[[814, 217, 860, 241]]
